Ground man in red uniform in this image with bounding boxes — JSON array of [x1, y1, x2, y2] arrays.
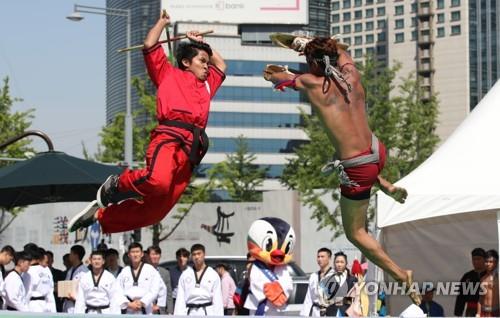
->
[[263, 37, 419, 305], [69, 11, 226, 233]]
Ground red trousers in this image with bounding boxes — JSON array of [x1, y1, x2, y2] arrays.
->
[[97, 133, 192, 233]]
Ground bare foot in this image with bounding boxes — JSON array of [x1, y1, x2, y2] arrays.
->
[[405, 270, 421, 306], [382, 186, 408, 204]]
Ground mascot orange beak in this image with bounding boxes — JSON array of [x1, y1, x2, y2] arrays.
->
[[270, 249, 285, 264]]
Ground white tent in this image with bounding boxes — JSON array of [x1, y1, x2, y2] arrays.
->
[[376, 80, 500, 315]]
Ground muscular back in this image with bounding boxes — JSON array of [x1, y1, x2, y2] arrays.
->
[[297, 51, 373, 159]]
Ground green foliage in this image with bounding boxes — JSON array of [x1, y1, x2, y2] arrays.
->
[[94, 78, 156, 164], [207, 136, 268, 202], [280, 57, 439, 237], [0, 76, 35, 229], [0, 77, 34, 167]]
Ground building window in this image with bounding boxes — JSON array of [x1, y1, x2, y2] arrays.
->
[[366, 8, 374, 17], [411, 30, 417, 41], [451, 11, 460, 21], [437, 13, 445, 23], [411, 3, 417, 12], [343, 12, 351, 21], [451, 0, 460, 7], [366, 47, 375, 55], [366, 34, 374, 43], [354, 48, 363, 58], [355, 10, 362, 19], [395, 32, 404, 43], [395, 19, 404, 29], [377, 19, 386, 29], [395, 5, 404, 15], [376, 45, 386, 54], [451, 25, 461, 35], [332, 1, 340, 10], [332, 26, 341, 34], [355, 0, 362, 7], [366, 21, 374, 30], [437, 27, 445, 37], [355, 36, 363, 45], [377, 0, 385, 3], [343, 37, 352, 45], [377, 6, 386, 16], [366, 0, 374, 4], [332, 14, 340, 23], [437, 0, 444, 9], [355, 23, 363, 32], [208, 112, 303, 128], [343, 25, 352, 33], [343, 0, 351, 8], [411, 17, 417, 26], [378, 31, 386, 41]]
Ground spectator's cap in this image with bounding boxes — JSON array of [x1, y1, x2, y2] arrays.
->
[[471, 248, 486, 258]]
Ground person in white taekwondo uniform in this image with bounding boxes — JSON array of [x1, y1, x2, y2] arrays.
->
[[3, 251, 32, 311], [0, 245, 15, 308], [301, 247, 334, 316], [75, 250, 119, 314], [174, 244, 223, 316], [25, 245, 56, 312], [63, 244, 89, 313], [114, 242, 161, 315]]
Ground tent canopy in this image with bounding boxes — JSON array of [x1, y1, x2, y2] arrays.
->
[[375, 81, 500, 315], [377, 80, 500, 228]]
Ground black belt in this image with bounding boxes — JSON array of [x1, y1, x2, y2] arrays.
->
[[30, 296, 45, 301], [86, 304, 109, 313], [187, 301, 212, 315], [122, 296, 146, 315], [159, 120, 209, 167]]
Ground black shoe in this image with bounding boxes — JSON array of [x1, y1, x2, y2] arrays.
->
[[68, 200, 99, 232], [97, 175, 119, 208]]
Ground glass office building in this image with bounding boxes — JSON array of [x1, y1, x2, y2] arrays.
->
[[105, 0, 160, 125]]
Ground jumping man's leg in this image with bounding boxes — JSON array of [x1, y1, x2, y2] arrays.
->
[[340, 195, 421, 304]]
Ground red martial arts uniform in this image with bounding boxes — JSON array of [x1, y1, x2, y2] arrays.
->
[[97, 42, 225, 233]]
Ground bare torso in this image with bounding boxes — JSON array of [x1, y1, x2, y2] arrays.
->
[[299, 60, 372, 159], [480, 271, 499, 308]]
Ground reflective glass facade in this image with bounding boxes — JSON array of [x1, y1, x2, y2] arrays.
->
[[214, 86, 304, 103], [469, 0, 499, 109], [196, 164, 285, 179], [209, 138, 307, 153], [106, 0, 160, 125], [225, 60, 308, 76], [208, 112, 302, 128]]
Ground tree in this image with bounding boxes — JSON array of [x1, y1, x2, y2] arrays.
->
[[0, 77, 35, 233], [207, 135, 268, 202], [280, 56, 439, 237], [94, 78, 155, 164]]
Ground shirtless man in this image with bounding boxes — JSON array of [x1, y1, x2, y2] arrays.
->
[[263, 37, 417, 304], [477, 250, 498, 317]]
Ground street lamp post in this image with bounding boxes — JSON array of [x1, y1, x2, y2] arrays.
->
[[67, 4, 133, 167]]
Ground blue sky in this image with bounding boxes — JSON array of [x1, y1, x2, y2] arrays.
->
[[0, 0, 108, 158]]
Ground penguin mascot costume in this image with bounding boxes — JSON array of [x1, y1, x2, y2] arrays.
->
[[244, 217, 295, 316]]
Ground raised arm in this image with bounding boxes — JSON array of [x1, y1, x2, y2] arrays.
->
[[186, 31, 226, 72], [144, 11, 170, 49], [263, 65, 320, 92]]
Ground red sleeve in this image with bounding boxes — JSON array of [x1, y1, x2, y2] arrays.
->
[[207, 65, 226, 98], [142, 43, 173, 87]]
